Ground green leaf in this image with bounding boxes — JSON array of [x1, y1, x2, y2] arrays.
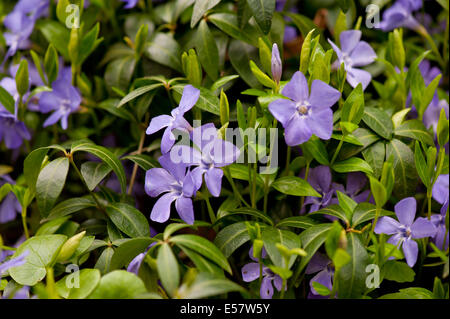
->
[[71, 142, 127, 194], [228, 39, 260, 88], [414, 141, 431, 188], [369, 175, 387, 207], [362, 141, 386, 178], [44, 44, 59, 85], [285, 12, 321, 40], [36, 157, 70, 216], [180, 272, 244, 299], [246, 0, 276, 34], [262, 227, 301, 268], [171, 235, 232, 274], [78, 23, 103, 65], [37, 20, 70, 59], [383, 260, 415, 283], [45, 197, 97, 221], [94, 247, 114, 275], [386, 139, 418, 198], [156, 243, 180, 296], [437, 108, 449, 147], [352, 203, 393, 227], [196, 20, 219, 80], [88, 270, 146, 299], [80, 162, 112, 191], [336, 233, 370, 298], [117, 83, 163, 108], [191, 0, 220, 27], [362, 107, 393, 140], [275, 216, 317, 229], [110, 237, 157, 270], [301, 137, 330, 165], [336, 191, 357, 221], [332, 157, 374, 174], [341, 83, 364, 125], [0, 86, 15, 114], [122, 154, 158, 171], [145, 32, 181, 70], [215, 207, 274, 226], [312, 281, 332, 296], [179, 247, 224, 277], [9, 235, 67, 286], [104, 55, 136, 93], [298, 224, 333, 273], [56, 269, 101, 299], [395, 120, 434, 146], [249, 60, 275, 88], [210, 74, 239, 93], [35, 216, 70, 236], [379, 287, 434, 299], [272, 176, 321, 197], [105, 203, 150, 238], [214, 222, 251, 258], [310, 205, 349, 225], [208, 13, 259, 46]]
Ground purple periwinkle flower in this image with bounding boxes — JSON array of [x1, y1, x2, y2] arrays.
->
[[271, 43, 282, 84], [268, 71, 340, 146], [121, 0, 139, 9], [2, 10, 35, 65], [423, 96, 449, 137], [431, 199, 449, 250], [0, 111, 31, 150], [146, 85, 199, 154], [38, 74, 81, 130], [145, 153, 198, 225], [302, 166, 338, 213], [241, 248, 284, 299], [305, 253, 334, 297], [328, 30, 377, 90], [0, 250, 29, 275], [171, 123, 240, 197], [432, 174, 449, 205], [15, 0, 49, 20], [377, 0, 422, 31], [374, 197, 437, 267], [0, 175, 22, 223]]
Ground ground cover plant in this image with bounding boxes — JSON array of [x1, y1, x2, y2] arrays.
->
[[0, 0, 449, 300]]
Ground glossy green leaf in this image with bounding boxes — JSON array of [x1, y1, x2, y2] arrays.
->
[[105, 203, 150, 238]]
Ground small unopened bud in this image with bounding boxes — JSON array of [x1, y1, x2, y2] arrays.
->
[[56, 231, 86, 262], [338, 229, 347, 250], [271, 43, 282, 84], [252, 239, 264, 260]]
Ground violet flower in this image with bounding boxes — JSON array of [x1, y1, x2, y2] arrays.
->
[[0, 251, 29, 275], [121, 0, 139, 9], [38, 71, 81, 130], [374, 197, 437, 267], [2, 10, 35, 65], [328, 30, 377, 90], [0, 175, 22, 224], [431, 199, 449, 251], [302, 166, 338, 213], [276, 0, 298, 43], [15, 0, 49, 20], [145, 153, 198, 224], [171, 123, 240, 197], [305, 253, 334, 298], [268, 71, 340, 146], [146, 85, 199, 154], [423, 96, 449, 137], [0, 112, 31, 150], [271, 43, 282, 84], [127, 227, 158, 275], [377, 0, 422, 31], [432, 174, 449, 205], [241, 248, 284, 299]]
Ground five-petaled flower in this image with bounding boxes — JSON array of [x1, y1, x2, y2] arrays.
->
[[268, 71, 340, 146], [145, 153, 198, 225], [374, 197, 437, 267], [171, 123, 240, 197], [146, 85, 199, 154], [377, 0, 422, 31], [328, 30, 377, 90], [305, 253, 334, 298]]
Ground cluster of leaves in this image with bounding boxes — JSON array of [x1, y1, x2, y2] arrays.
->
[[0, 0, 449, 299]]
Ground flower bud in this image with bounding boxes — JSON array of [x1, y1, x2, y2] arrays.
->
[[252, 239, 264, 260], [56, 231, 86, 262], [271, 43, 282, 84], [15, 60, 29, 97]]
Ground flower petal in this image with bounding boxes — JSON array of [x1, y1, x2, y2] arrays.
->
[[350, 41, 377, 67], [241, 262, 260, 282], [145, 168, 177, 197], [178, 85, 200, 112], [260, 276, 274, 299], [150, 192, 178, 223], [346, 68, 372, 90], [205, 167, 223, 197], [402, 238, 418, 267], [146, 115, 172, 135], [268, 98, 297, 127], [284, 114, 312, 146], [281, 71, 308, 102], [340, 30, 362, 53], [394, 197, 416, 226], [308, 108, 333, 140], [175, 196, 194, 225], [374, 217, 402, 235], [308, 80, 341, 110], [410, 217, 437, 239]]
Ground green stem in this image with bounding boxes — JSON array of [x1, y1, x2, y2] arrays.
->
[[366, 205, 381, 246], [283, 146, 292, 176], [279, 279, 287, 299], [330, 139, 344, 165], [46, 267, 59, 299], [416, 25, 445, 69], [224, 167, 250, 208], [300, 161, 311, 209], [427, 189, 432, 220], [263, 174, 270, 214], [21, 206, 29, 239], [69, 157, 103, 211]]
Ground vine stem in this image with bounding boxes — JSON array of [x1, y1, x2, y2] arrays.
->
[[330, 139, 344, 165], [366, 205, 381, 246], [224, 167, 250, 208], [46, 267, 59, 299], [416, 25, 445, 69], [128, 116, 149, 195], [280, 279, 287, 299], [21, 206, 29, 239]]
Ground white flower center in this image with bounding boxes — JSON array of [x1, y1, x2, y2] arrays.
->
[[296, 101, 311, 116]]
